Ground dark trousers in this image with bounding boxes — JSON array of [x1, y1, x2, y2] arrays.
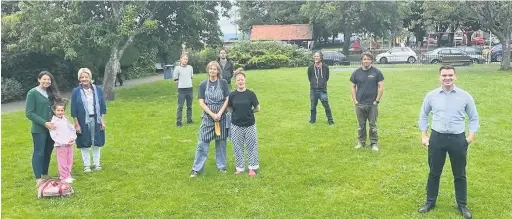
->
[[426, 130, 469, 206], [310, 90, 333, 122], [355, 103, 379, 145], [177, 88, 193, 123], [31, 132, 54, 179]]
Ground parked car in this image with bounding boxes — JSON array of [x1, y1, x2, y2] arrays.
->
[[376, 47, 418, 64], [490, 36, 500, 45], [471, 36, 486, 45], [490, 44, 512, 62], [420, 48, 485, 64], [422, 37, 437, 46], [457, 46, 482, 55], [321, 51, 350, 66]]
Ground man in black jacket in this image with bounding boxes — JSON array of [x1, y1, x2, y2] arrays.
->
[[307, 51, 334, 125], [217, 48, 234, 86]]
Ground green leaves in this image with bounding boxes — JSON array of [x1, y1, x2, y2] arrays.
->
[[119, 4, 138, 36], [467, 1, 512, 70], [236, 1, 307, 34], [142, 19, 157, 32], [229, 41, 311, 69]]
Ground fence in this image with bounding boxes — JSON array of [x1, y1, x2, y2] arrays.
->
[[323, 45, 504, 67]]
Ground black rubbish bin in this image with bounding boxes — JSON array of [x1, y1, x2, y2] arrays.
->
[[164, 65, 174, 79]]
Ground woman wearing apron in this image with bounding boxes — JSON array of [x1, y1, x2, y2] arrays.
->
[[190, 61, 230, 177]]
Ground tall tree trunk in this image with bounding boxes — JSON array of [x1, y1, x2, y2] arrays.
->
[[437, 32, 443, 48], [103, 36, 134, 101], [466, 31, 472, 46], [449, 33, 454, 46], [103, 51, 121, 101], [343, 31, 351, 55], [500, 36, 511, 71]]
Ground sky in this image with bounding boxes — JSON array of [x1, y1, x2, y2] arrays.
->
[[218, 3, 238, 36], [219, 15, 237, 35]]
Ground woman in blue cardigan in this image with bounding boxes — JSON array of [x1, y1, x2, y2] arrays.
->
[[71, 68, 107, 173]]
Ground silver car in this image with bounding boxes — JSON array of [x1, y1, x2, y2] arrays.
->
[[420, 48, 485, 64], [376, 47, 418, 64]]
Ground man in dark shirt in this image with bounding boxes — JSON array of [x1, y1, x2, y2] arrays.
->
[[307, 51, 334, 125], [350, 52, 384, 151]]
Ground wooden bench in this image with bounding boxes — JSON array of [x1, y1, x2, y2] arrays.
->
[[441, 56, 473, 66]]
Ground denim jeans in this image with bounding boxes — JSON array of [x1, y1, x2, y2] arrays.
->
[[310, 90, 333, 122]]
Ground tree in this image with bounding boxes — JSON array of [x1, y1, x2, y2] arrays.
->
[[235, 1, 308, 34], [301, 1, 401, 54], [400, 1, 427, 47], [4, 1, 231, 100], [468, 1, 512, 71], [358, 2, 401, 39], [299, 1, 341, 45], [422, 1, 477, 47]]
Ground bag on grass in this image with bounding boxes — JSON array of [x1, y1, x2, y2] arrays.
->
[[37, 179, 73, 198]]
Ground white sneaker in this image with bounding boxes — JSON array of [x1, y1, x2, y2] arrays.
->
[[84, 166, 92, 173], [371, 145, 379, 152], [354, 143, 364, 149], [94, 165, 102, 171]]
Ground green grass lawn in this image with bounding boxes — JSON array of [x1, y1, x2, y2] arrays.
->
[[2, 65, 512, 218]]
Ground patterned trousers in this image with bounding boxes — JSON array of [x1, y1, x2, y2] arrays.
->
[[230, 124, 259, 171]]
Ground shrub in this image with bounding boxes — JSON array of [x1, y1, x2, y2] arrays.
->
[[125, 48, 158, 79], [1, 77, 25, 103], [186, 51, 205, 74], [183, 41, 312, 73], [199, 47, 219, 64], [229, 41, 311, 70], [247, 54, 290, 69], [183, 47, 220, 74]]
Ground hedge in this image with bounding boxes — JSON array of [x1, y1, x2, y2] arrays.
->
[[187, 41, 312, 73]]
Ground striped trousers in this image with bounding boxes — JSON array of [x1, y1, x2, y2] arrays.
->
[[231, 124, 259, 171]]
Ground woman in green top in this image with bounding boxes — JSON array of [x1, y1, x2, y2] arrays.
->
[[25, 71, 62, 186]]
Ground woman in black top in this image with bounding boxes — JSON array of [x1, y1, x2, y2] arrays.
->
[[227, 68, 260, 176]]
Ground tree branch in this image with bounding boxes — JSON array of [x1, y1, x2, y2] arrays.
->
[[117, 35, 134, 57]]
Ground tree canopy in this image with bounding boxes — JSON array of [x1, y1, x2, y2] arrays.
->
[[2, 1, 232, 100]]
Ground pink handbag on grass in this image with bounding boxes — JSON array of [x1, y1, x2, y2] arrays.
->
[[37, 179, 74, 198]]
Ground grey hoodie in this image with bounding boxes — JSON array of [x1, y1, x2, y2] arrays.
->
[[307, 63, 330, 91]]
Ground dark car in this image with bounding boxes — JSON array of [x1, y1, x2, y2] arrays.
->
[[321, 51, 350, 66], [457, 46, 482, 55], [420, 47, 485, 64], [491, 44, 512, 62]]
